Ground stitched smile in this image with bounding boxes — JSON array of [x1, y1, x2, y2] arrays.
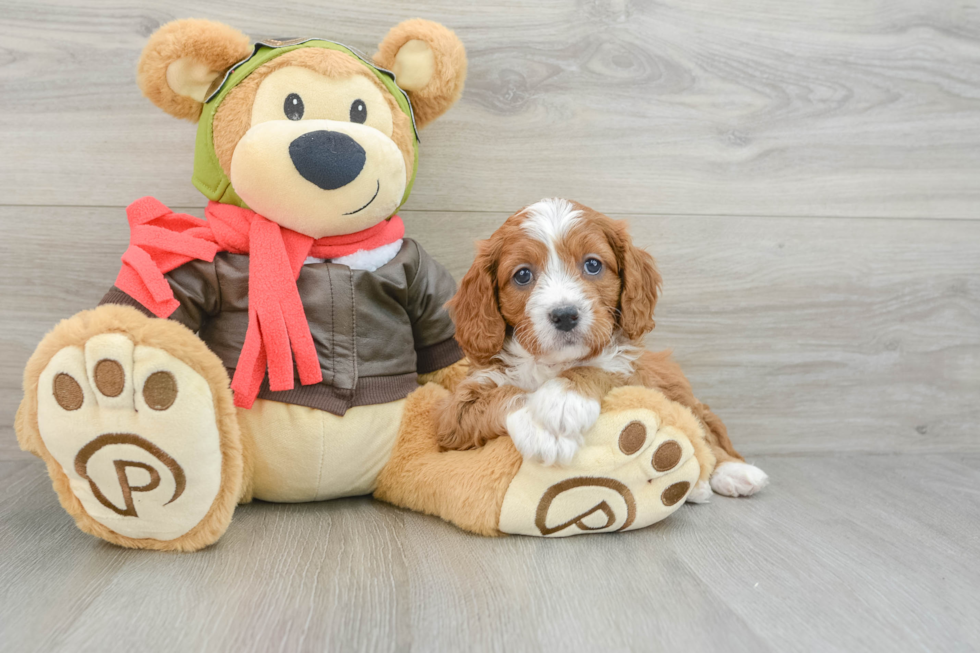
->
[[344, 180, 381, 215]]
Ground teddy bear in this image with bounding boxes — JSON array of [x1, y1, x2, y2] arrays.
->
[[15, 18, 705, 551]]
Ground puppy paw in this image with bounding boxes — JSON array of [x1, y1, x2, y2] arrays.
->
[[710, 462, 769, 497], [686, 479, 713, 504], [525, 379, 601, 440], [506, 406, 581, 466]]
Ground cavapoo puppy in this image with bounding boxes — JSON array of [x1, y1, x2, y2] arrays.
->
[[437, 198, 767, 502]]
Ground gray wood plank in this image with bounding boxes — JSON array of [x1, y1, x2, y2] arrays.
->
[[2, 206, 978, 458], [1, 1, 979, 217], [1, 454, 978, 652]]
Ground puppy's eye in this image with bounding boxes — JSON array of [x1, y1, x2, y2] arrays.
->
[[584, 258, 603, 275], [513, 268, 533, 286], [350, 99, 367, 124], [284, 93, 304, 120]]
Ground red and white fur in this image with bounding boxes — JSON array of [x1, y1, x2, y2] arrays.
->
[[438, 198, 767, 502]]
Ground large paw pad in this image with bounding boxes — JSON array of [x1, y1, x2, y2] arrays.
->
[[36, 334, 223, 541], [499, 405, 701, 537]]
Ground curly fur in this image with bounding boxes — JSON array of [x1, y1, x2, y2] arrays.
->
[[447, 236, 508, 366], [599, 218, 662, 340]]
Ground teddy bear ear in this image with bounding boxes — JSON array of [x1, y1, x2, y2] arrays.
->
[[374, 19, 467, 130], [137, 19, 253, 122]]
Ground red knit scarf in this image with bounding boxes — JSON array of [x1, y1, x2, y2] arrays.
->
[[115, 196, 405, 409]]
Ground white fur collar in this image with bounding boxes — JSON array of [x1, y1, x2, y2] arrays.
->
[[474, 332, 641, 391], [303, 239, 403, 272]]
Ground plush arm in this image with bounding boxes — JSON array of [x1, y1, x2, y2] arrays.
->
[[98, 259, 220, 333], [405, 240, 464, 375]]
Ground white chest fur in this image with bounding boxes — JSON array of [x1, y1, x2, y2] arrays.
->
[[476, 334, 641, 391]]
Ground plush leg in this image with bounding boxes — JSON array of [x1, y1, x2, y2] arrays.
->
[[375, 383, 522, 536], [375, 383, 707, 537], [15, 305, 244, 552], [236, 398, 405, 503]]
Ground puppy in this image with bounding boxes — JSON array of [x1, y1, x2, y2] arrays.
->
[[438, 198, 767, 502]]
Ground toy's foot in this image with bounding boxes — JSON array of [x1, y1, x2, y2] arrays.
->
[[19, 307, 243, 551], [498, 389, 701, 537], [710, 461, 769, 497]]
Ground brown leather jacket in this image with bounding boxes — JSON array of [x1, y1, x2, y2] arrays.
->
[[101, 238, 462, 415]]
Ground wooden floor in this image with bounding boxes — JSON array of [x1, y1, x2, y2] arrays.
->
[[2, 1, 979, 651], [3, 454, 979, 652]]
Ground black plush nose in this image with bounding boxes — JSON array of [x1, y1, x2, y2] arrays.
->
[[289, 130, 365, 190], [549, 306, 579, 332]]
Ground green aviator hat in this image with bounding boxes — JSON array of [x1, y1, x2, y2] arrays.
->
[[191, 38, 420, 210]]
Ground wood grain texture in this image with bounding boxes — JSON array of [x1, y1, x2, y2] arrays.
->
[[2, 207, 978, 459], [1, 1, 979, 217], [1, 454, 978, 652]]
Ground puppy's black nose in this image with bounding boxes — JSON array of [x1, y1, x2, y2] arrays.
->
[[550, 306, 579, 332], [289, 130, 365, 190]]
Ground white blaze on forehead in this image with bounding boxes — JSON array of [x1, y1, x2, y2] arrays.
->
[[520, 198, 582, 245], [518, 198, 594, 356]]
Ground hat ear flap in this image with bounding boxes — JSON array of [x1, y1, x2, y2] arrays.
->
[[374, 19, 467, 129], [138, 19, 252, 122]]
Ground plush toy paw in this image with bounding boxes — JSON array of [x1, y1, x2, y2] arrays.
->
[[26, 320, 239, 550], [497, 388, 702, 537]]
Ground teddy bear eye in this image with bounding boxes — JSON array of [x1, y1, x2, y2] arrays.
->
[[349, 99, 367, 124], [284, 93, 304, 120]]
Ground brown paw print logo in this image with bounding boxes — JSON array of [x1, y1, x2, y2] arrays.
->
[[534, 477, 637, 535], [74, 433, 185, 517], [534, 420, 690, 536], [55, 362, 184, 518]]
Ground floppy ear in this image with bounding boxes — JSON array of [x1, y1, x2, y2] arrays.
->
[[447, 238, 506, 366], [137, 19, 252, 122], [374, 19, 467, 129], [603, 218, 663, 341]]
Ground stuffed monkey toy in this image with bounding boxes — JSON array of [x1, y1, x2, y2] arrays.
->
[[15, 19, 703, 551]]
